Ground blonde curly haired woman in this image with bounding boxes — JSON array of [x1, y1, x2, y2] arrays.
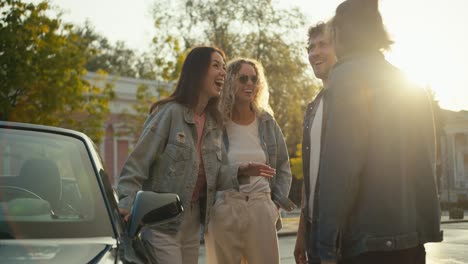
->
[[207, 58, 296, 264]]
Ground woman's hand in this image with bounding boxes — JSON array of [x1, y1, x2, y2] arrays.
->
[[238, 162, 276, 178], [118, 207, 131, 222]]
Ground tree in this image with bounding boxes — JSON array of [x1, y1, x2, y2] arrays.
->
[[149, 0, 320, 153], [74, 22, 140, 78], [117, 82, 171, 142], [0, 0, 113, 143], [290, 144, 304, 180]]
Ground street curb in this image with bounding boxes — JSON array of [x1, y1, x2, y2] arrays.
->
[[441, 220, 468, 224], [278, 231, 297, 237]]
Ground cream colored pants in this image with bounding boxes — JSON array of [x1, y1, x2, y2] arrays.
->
[[207, 192, 280, 264], [140, 202, 200, 264]]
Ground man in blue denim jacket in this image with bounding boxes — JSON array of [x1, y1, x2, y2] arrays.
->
[[306, 1, 443, 264], [295, 21, 337, 264]]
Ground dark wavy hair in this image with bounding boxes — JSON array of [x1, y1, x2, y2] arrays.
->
[[332, 0, 393, 57], [307, 21, 333, 53], [307, 22, 327, 49], [150, 46, 225, 125]]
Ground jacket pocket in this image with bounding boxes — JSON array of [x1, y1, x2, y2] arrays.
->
[[164, 143, 190, 162], [158, 143, 191, 191]]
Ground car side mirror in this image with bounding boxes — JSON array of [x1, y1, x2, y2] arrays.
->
[[127, 191, 183, 238]]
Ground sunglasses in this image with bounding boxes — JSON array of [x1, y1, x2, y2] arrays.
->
[[238, 75, 258, 85]]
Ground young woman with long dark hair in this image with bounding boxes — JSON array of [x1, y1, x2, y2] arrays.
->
[[117, 46, 226, 264]]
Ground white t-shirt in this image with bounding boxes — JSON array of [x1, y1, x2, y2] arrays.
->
[[308, 99, 323, 220], [226, 118, 270, 193]]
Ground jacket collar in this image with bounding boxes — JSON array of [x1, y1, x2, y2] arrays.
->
[[183, 107, 218, 130], [257, 110, 274, 123], [335, 50, 384, 68], [183, 107, 195, 124]]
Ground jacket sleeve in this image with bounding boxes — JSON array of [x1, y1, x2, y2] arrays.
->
[[271, 121, 296, 212], [316, 68, 369, 261], [116, 108, 171, 210]]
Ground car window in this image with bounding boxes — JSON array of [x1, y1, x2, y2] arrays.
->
[[0, 127, 114, 239]]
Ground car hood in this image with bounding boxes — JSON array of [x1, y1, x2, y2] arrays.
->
[[0, 237, 117, 263]]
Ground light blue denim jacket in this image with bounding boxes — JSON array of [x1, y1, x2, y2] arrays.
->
[[117, 102, 222, 232], [217, 111, 296, 228]]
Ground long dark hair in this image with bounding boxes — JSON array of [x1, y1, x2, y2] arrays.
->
[[150, 46, 225, 125], [332, 0, 393, 57]]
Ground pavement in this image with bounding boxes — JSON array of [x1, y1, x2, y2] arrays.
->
[[276, 209, 300, 236], [199, 210, 468, 263]]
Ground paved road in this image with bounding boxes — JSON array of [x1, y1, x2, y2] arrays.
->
[[426, 222, 468, 264], [198, 235, 298, 264], [199, 222, 468, 264]]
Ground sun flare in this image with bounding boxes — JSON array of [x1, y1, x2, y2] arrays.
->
[[386, 39, 467, 111]]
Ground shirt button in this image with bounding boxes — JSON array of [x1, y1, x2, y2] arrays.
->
[[306, 126, 309, 129], [306, 147, 309, 150], [385, 240, 393, 247]]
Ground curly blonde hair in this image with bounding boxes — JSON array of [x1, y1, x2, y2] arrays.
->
[[219, 58, 273, 124]]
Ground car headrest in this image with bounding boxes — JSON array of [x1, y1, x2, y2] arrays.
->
[[18, 159, 62, 209]]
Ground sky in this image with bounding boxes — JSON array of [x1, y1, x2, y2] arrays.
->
[[52, 0, 468, 111]]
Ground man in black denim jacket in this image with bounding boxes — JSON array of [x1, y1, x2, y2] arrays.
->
[[308, 1, 443, 264]]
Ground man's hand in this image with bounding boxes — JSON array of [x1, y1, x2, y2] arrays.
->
[[239, 162, 275, 178], [294, 212, 308, 264], [294, 239, 307, 264], [118, 207, 131, 222]]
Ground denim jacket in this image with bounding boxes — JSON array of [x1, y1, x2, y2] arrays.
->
[[216, 111, 296, 229], [117, 102, 222, 233], [303, 51, 443, 261], [302, 89, 324, 223]]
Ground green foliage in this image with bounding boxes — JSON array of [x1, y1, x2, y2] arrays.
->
[[0, 0, 112, 143], [149, 0, 320, 152], [290, 144, 304, 180], [74, 23, 142, 78]]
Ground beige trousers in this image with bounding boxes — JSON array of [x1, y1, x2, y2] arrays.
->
[[207, 192, 280, 264], [140, 202, 200, 264]]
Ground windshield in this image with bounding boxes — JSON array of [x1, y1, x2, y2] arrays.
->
[[0, 127, 114, 239]]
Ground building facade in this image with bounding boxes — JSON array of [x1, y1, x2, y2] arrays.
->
[[86, 71, 468, 200], [439, 110, 468, 203], [84, 72, 170, 185]]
